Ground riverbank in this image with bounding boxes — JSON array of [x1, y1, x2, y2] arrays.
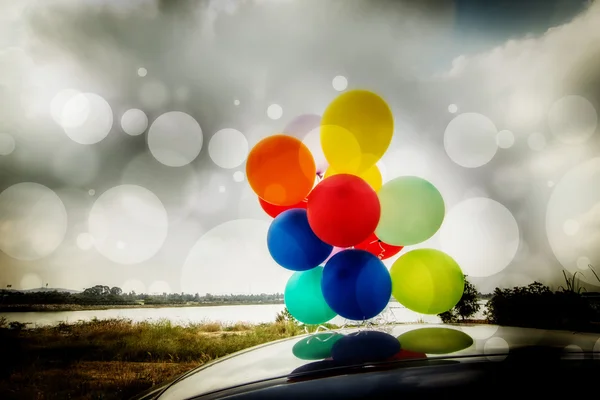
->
[[0, 318, 310, 399], [0, 299, 490, 313], [0, 302, 284, 312]]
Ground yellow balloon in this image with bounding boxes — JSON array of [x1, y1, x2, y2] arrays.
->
[[324, 164, 383, 192], [321, 90, 393, 175]]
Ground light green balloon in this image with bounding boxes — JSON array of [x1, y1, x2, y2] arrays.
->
[[390, 248, 464, 315], [398, 327, 474, 354], [284, 266, 337, 325], [375, 176, 445, 246]]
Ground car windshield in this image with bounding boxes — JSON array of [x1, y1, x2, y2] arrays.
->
[[0, 1, 599, 399]]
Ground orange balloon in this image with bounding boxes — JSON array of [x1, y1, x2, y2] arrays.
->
[[246, 135, 316, 206]]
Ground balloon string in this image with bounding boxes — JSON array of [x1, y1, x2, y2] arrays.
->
[[376, 240, 385, 260]]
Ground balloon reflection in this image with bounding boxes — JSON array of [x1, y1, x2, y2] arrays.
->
[[292, 332, 344, 361], [290, 330, 400, 381], [397, 327, 474, 355], [331, 331, 400, 364], [288, 328, 474, 382]]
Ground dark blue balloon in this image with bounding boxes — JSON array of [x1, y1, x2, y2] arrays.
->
[[267, 209, 333, 271], [322, 249, 392, 320], [331, 331, 401, 364]]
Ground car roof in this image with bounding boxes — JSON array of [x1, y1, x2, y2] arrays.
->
[[156, 324, 600, 399]]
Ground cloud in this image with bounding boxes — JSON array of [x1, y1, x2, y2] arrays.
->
[[438, 0, 600, 131], [1, 0, 599, 293]]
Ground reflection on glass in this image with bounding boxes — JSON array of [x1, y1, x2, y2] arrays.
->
[[387, 349, 427, 361], [290, 330, 401, 379], [331, 330, 401, 364], [397, 327, 474, 355], [292, 332, 344, 360]]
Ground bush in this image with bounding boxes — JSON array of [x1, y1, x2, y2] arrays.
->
[[438, 276, 481, 323], [484, 281, 597, 331]]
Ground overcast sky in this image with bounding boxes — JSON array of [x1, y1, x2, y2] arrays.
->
[[0, 0, 599, 295]]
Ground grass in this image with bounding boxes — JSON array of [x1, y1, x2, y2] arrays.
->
[[0, 318, 320, 400], [0, 308, 489, 399], [559, 270, 587, 294]]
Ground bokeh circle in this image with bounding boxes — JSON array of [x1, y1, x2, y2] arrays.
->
[[50, 89, 81, 126], [548, 95, 597, 144], [267, 104, 283, 120], [148, 111, 203, 167], [484, 337, 509, 361], [88, 185, 168, 265], [181, 219, 292, 295], [302, 127, 328, 175], [61, 92, 114, 145], [20, 273, 43, 290], [332, 76, 348, 91], [444, 112, 498, 168], [546, 157, 600, 284], [0, 183, 68, 260], [496, 130, 515, 149], [233, 171, 245, 182], [440, 197, 520, 278], [208, 128, 249, 169], [121, 109, 148, 136], [0, 133, 16, 156]]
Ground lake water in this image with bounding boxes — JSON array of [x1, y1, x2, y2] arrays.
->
[[0, 301, 489, 328]]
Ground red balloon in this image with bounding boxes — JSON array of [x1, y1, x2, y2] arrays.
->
[[387, 349, 427, 361], [259, 197, 307, 218], [354, 232, 403, 260], [307, 174, 380, 248]]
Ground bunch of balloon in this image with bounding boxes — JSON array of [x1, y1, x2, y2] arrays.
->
[[246, 89, 465, 325]]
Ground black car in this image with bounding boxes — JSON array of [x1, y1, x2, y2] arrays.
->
[[132, 323, 600, 399]]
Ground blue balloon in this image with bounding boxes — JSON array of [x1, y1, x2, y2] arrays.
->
[[322, 249, 392, 320], [331, 331, 400, 364], [267, 209, 333, 271]]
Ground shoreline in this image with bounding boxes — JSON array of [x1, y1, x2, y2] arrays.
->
[[0, 300, 487, 313], [0, 302, 285, 313]]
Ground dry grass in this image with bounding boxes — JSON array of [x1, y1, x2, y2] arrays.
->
[[0, 361, 197, 400], [0, 318, 312, 400]]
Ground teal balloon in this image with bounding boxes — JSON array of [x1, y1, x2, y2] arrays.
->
[[285, 266, 337, 325], [292, 332, 344, 360], [375, 176, 445, 246]]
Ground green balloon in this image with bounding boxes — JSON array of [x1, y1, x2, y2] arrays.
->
[[390, 248, 464, 315], [397, 327, 474, 354], [375, 176, 445, 246], [284, 266, 337, 325], [292, 332, 344, 360]]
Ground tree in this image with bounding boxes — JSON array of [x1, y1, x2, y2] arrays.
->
[[275, 307, 296, 324], [438, 276, 481, 323], [83, 286, 102, 297], [110, 287, 123, 296]]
